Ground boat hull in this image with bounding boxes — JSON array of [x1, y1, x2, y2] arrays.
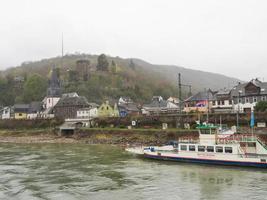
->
[[144, 153, 267, 168]]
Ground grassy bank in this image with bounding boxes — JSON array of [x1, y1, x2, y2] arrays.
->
[[0, 127, 198, 145]]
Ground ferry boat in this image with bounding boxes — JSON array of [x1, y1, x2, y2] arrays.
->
[[126, 125, 267, 168]]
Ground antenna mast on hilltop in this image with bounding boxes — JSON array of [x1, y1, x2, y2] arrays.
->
[[61, 33, 64, 68]]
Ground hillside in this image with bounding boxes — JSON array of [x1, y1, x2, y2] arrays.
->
[[131, 59, 240, 92], [0, 53, 240, 106]]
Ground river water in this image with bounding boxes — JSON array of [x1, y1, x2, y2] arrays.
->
[[0, 143, 266, 200]]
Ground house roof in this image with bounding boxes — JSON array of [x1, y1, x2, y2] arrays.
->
[[143, 99, 168, 108], [118, 103, 139, 112], [62, 92, 79, 98], [29, 102, 43, 113], [14, 104, 29, 112], [231, 79, 267, 97], [88, 102, 99, 108], [55, 96, 89, 107], [185, 90, 215, 102]]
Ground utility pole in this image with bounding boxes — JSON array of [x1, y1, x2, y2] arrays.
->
[[236, 91, 242, 131], [207, 89, 209, 123], [178, 73, 192, 113], [178, 73, 182, 114]]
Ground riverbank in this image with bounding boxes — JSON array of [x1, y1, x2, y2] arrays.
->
[[0, 128, 198, 145], [1, 127, 267, 145]]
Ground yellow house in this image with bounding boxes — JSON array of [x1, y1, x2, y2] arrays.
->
[[98, 101, 119, 118], [14, 104, 29, 119]]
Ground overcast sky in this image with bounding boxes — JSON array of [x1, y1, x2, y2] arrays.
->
[[0, 0, 267, 81]]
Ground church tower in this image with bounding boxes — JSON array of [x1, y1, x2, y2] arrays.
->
[[45, 65, 61, 109]]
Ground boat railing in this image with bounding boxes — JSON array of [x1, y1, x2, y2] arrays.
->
[[178, 138, 199, 144], [240, 153, 267, 159], [256, 138, 267, 151], [217, 134, 257, 144]]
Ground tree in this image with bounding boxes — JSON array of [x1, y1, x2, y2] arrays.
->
[[255, 101, 267, 112], [96, 54, 109, 71], [68, 70, 79, 82], [23, 74, 47, 103]]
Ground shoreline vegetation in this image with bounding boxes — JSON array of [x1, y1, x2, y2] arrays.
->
[[0, 128, 198, 145]]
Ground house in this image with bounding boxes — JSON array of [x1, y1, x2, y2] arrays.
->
[[142, 96, 179, 116], [118, 96, 133, 105], [27, 102, 43, 119], [77, 103, 99, 119], [183, 90, 215, 113], [54, 94, 90, 119], [98, 101, 119, 118], [167, 97, 180, 105], [0, 106, 13, 119], [118, 103, 140, 117], [14, 104, 29, 119], [231, 79, 267, 113], [211, 89, 233, 113]]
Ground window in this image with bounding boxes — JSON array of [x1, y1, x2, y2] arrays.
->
[[248, 143, 256, 147], [246, 98, 249, 103], [253, 97, 257, 103], [225, 147, 233, 153], [218, 101, 221, 105], [221, 101, 225, 105], [212, 101, 216, 106], [216, 146, 223, 153], [229, 100, 232, 105], [189, 145, 196, 151], [261, 96, 266, 101], [201, 129, 210, 135], [107, 106, 109, 110], [19, 113, 22, 116], [198, 146, 205, 152], [207, 146, 214, 152], [180, 145, 187, 151]]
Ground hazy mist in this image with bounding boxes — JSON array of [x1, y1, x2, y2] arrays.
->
[[0, 0, 267, 81]]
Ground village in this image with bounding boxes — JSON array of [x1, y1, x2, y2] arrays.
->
[[0, 63, 267, 132]]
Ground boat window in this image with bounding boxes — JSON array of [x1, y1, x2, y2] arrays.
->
[[201, 129, 210, 134], [207, 146, 214, 152], [248, 143, 256, 147], [198, 146, 205, 152], [189, 145, 195, 151], [216, 146, 223, 153], [180, 145, 187, 151], [225, 147, 233, 153]]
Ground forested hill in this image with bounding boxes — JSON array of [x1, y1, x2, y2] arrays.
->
[[0, 53, 240, 106]]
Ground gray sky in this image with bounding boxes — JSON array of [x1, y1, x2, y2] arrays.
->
[[0, 0, 267, 81]]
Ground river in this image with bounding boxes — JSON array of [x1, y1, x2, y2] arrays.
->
[[0, 143, 266, 200]]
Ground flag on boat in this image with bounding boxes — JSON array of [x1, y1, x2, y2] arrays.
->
[[250, 110, 255, 128]]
